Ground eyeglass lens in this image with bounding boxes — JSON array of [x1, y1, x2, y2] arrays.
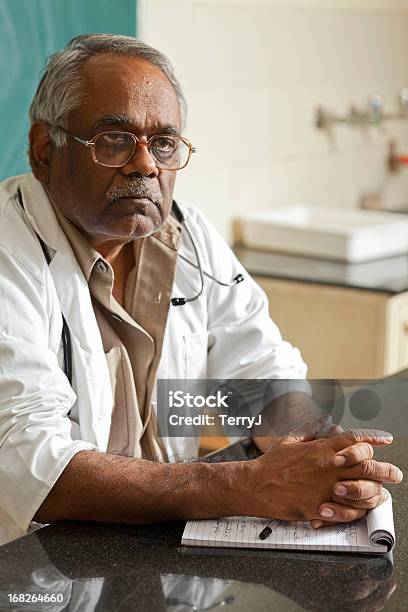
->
[[94, 132, 189, 168]]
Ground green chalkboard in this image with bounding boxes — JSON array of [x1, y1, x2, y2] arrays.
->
[[0, 0, 136, 180]]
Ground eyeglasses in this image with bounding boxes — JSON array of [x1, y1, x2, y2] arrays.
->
[[51, 125, 197, 171]]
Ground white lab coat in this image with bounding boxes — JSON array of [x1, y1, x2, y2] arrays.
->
[[0, 173, 306, 545]]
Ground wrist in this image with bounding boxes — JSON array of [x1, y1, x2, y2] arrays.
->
[[196, 459, 253, 518], [239, 454, 286, 519], [225, 457, 266, 517]]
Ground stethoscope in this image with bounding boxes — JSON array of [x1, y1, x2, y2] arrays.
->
[[16, 190, 244, 385], [169, 201, 244, 306]]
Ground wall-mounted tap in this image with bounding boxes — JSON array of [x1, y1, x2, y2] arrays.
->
[[367, 94, 385, 123], [316, 89, 408, 131]]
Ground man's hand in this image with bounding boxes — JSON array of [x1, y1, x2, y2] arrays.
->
[[311, 431, 399, 528], [240, 429, 403, 524], [252, 398, 397, 523]]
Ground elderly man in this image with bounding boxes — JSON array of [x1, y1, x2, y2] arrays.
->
[[0, 34, 402, 545]]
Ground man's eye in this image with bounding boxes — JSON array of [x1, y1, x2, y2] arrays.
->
[[152, 137, 177, 151], [100, 133, 128, 145]]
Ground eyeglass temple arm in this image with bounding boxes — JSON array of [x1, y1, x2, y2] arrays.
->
[[73, 135, 92, 146]]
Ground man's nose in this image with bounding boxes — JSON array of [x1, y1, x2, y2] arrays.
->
[[121, 142, 159, 178]]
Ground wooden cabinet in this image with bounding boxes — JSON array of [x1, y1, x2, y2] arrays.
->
[[254, 276, 408, 378]]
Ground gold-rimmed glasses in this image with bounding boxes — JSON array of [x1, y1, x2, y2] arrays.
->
[[51, 125, 197, 171]]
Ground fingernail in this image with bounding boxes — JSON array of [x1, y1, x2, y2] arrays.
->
[[311, 521, 323, 529], [333, 455, 346, 466], [382, 432, 393, 442], [334, 484, 347, 496], [320, 507, 334, 518], [397, 469, 403, 483]]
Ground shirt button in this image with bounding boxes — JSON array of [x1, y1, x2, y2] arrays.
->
[[96, 260, 109, 273]]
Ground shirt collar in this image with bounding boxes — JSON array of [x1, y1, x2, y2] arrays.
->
[[48, 198, 102, 283]]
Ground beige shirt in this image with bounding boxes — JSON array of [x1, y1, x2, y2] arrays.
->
[[49, 201, 182, 460]]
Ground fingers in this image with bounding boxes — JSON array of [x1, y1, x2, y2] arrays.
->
[[326, 423, 343, 436], [310, 413, 333, 438], [312, 487, 390, 527], [281, 428, 393, 450], [332, 482, 389, 510], [315, 419, 343, 439], [278, 432, 316, 445], [331, 442, 374, 467], [277, 414, 332, 445], [347, 460, 403, 484], [322, 429, 393, 453], [333, 479, 382, 500], [279, 413, 341, 445], [314, 502, 367, 525]]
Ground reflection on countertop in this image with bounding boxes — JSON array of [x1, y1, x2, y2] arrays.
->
[[0, 524, 397, 612]]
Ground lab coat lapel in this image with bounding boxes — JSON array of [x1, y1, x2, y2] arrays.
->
[[18, 174, 113, 449], [49, 248, 113, 449]]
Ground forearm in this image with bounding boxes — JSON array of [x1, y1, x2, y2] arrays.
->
[[33, 430, 402, 527], [33, 450, 246, 524]]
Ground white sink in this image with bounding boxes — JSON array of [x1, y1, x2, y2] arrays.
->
[[237, 205, 408, 262]]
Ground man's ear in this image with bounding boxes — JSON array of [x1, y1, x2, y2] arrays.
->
[[29, 122, 53, 183]]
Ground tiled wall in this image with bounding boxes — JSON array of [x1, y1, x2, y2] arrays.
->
[[141, 0, 408, 239]]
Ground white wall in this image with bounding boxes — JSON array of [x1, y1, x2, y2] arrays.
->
[[141, 0, 408, 239]]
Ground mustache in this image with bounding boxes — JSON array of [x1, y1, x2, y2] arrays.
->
[[106, 179, 163, 206]]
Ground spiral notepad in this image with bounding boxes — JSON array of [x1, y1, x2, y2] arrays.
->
[[182, 490, 395, 555]]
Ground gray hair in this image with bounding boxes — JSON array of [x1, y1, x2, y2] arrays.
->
[[29, 33, 187, 146]]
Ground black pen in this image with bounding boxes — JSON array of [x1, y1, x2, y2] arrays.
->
[[259, 522, 274, 540]]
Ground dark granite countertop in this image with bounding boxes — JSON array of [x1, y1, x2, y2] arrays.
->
[[0, 439, 407, 612], [234, 246, 408, 294]]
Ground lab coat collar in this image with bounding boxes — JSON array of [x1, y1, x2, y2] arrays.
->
[[18, 173, 63, 252]]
